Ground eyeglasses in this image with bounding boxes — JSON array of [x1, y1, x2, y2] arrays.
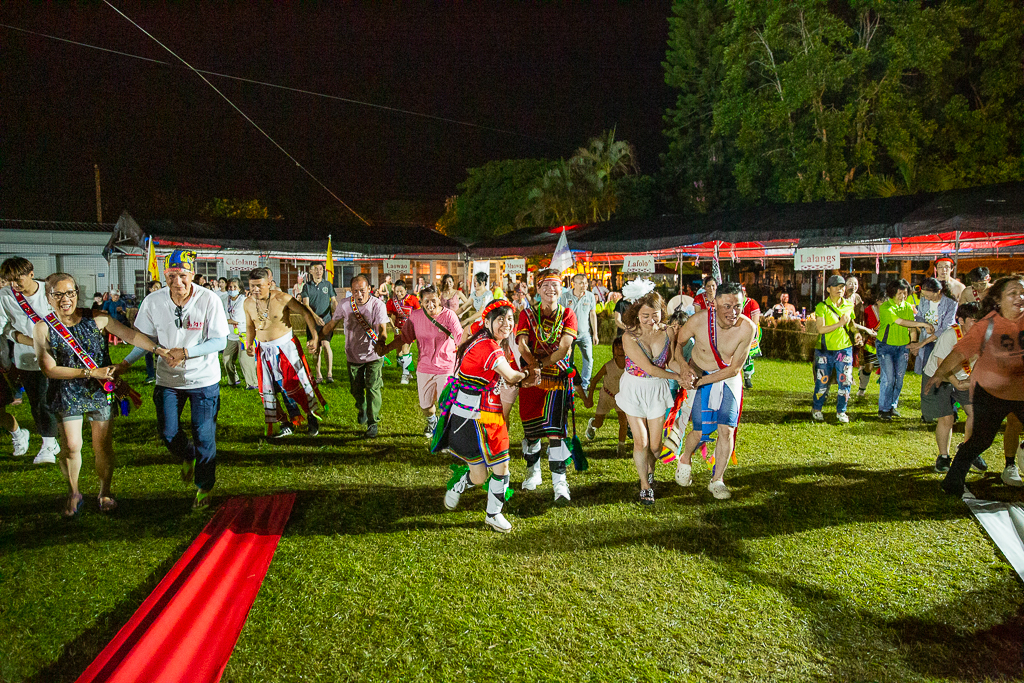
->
[[174, 305, 185, 329], [50, 289, 79, 301]]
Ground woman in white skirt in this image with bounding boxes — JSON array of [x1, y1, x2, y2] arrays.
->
[[616, 282, 679, 505]]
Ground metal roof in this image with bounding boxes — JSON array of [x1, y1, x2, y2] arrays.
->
[[0, 219, 114, 233]]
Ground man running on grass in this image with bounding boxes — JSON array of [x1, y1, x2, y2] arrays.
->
[[133, 250, 229, 509], [517, 268, 578, 501], [244, 268, 326, 438], [673, 281, 756, 500], [322, 274, 388, 438]]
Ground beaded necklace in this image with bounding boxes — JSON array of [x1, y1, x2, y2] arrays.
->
[[528, 303, 565, 347]]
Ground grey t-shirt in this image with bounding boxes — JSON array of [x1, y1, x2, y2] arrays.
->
[[301, 279, 335, 317], [559, 289, 596, 338]]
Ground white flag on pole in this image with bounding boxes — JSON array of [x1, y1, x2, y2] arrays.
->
[[550, 229, 574, 273]]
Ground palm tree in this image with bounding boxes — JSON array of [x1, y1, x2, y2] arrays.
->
[[571, 127, 638, 222], [518, 129, 639, 227]]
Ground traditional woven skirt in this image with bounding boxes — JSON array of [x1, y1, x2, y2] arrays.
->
[[431, 387, 509, 468], [519, 377, 571, 441], [255, 331, 326, 434]]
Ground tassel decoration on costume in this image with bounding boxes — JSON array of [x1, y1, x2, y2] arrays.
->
[[446, 463, 470, 489]]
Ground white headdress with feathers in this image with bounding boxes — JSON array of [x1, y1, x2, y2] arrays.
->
[[622, 277, 656, 303]]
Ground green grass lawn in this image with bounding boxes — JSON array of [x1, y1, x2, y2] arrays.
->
[[1, 337, 1022, 682]]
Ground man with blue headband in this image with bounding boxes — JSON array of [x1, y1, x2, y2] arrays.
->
[[133, 250, 229, 509]]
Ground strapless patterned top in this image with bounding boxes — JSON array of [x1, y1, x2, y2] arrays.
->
[[625, 335, 670, 378]]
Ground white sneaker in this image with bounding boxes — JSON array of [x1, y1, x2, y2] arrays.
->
[[836, 412, 849, 424], [708, 479, 732, 500], [1001, 464, 1023, 488], [485, 513, 512, 533], [11, 428, 30, 457], [400, 372, 411, 385], [675, 462, 692, 487], [856, 389, 866, 399], [812, 411, 824, 422], [273, 426, 293, 438], [521, 460, 543, 490], [585, 418, 597, 441], [552, 477, 571, 502], [33, 441, 59, 465], [423, 416, 438, 438]]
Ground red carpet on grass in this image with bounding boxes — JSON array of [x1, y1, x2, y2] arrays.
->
[[76, 493, 295, 683]]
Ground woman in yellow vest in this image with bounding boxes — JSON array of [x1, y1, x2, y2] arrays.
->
[[876, 279, 934, 421], [812, 275, 860, 424]]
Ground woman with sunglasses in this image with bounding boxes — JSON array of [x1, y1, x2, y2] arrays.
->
[[31, 273, 166, 516]]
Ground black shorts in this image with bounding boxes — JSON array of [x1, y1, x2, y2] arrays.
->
[[306, 322, 333, 342], [920, 373, 970, 421]]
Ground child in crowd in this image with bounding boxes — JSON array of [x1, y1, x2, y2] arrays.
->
[[583, 337, 629, 455], [664, 310, 698, 477]]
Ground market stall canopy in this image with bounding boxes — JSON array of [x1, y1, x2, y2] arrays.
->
[[104, 212, 468, 257], [470, 181, 1024, 257]]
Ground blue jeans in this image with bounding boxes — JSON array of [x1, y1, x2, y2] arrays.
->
[[876, 342, 909, 413], [145, 352, 156, 381], [573, 334, 594, 390], [812, 348, 853, 413], [154, 383, 220, 491]]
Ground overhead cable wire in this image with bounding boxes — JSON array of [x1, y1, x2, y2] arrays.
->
[[0, 22, 552, 143], [98, 1, 371, 225]]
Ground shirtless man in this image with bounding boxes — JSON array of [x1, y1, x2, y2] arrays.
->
[[933, 257, 965, 301], [672, 282, 756, 500], [244, 267, 326, 438], [958, 266, 991, 304]]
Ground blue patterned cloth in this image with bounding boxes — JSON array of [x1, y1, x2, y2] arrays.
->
[[46, 311, 112, 417]]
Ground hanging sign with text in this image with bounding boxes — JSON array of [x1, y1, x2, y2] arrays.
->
[[622, 255, 655, 273], [384, 259, 411, 278], [794, 247, 840, 271], [223, 253, 261, 271], [503, 258, 526, 275]]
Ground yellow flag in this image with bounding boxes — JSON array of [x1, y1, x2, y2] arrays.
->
[[147, 236, 159, 281], [325, 235, 335, 284]]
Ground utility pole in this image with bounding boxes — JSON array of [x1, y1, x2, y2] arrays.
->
[[94, 164, 103, 223]]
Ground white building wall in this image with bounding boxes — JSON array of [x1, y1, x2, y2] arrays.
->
[[56, 255, 110, 298]]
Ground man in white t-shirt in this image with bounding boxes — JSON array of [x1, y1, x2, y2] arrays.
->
[[922, 302, 980, 474], [0, 257, 59, 463], [134, 250, 229, 509]]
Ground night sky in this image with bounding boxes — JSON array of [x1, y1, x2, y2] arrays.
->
[[1, 2, 674, 223]]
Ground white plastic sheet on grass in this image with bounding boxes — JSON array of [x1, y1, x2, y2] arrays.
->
[[963, 492, 1024, 582]]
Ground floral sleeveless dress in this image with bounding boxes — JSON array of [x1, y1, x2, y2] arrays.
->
[[46, 311, 112, 418]]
